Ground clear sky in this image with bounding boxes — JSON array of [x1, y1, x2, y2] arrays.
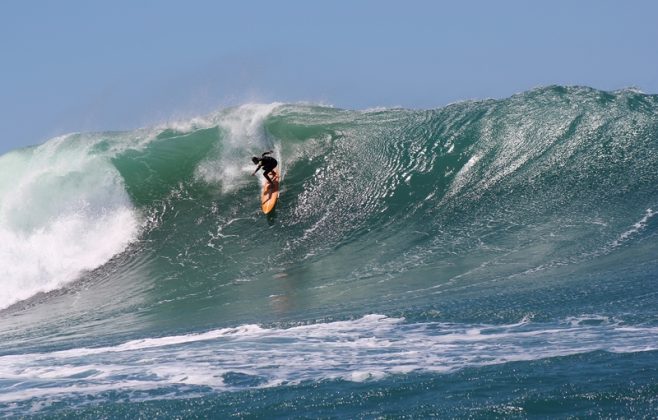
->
[[1, 0, 657, 154]]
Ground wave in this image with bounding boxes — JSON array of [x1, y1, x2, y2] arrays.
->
[[1, 85, 657, 331]]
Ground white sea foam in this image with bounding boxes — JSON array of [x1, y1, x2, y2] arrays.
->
[[0, 314, 656, 408], [195, 103, 282, 192], [610, 208, 657, 248], [0, 135, 140, 309]]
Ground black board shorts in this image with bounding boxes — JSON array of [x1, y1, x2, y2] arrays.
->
[[261, 157, 277, 172]]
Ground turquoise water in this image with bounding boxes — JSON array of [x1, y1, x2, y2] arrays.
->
[[1, 86, 657, 417]]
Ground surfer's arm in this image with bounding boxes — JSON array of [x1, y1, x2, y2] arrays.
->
[[262, 150, 273, 157], [251, 163, 262, 176]]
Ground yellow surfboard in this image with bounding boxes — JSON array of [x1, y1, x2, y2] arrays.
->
[[260, 168, 280, 214]]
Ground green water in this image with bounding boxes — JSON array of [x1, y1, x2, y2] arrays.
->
[[1, 86, 657, 417]]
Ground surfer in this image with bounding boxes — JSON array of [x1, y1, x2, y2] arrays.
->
[[251, 150, 278, 186]]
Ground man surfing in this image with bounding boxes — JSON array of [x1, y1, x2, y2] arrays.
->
[[251, 150, 278, 186]]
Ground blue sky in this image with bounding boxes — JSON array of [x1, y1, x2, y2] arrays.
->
[[1, 0, 657, 153]]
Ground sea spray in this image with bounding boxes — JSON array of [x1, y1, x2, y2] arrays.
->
[[195, 103, 282, 192]]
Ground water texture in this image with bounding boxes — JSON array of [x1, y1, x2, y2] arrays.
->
[[1, 86, 657, 417]]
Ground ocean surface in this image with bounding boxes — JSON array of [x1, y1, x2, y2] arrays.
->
[[1, 86, 657, 417]]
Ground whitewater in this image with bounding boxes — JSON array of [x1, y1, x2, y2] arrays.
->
[[1, 86, 657, 417]]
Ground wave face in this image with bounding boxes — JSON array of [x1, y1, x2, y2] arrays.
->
[[1, 86, 658, 417]]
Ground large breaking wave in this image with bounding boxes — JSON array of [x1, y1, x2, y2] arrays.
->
[[1, 85, 657, 335]]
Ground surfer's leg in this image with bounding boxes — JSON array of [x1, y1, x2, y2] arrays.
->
[[263, 171, 274, 185]]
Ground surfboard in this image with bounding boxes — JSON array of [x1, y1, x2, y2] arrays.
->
[[260, 168, 280, 214]]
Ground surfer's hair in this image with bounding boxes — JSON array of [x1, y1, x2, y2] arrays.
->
[[252, 157, 259, 164]]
